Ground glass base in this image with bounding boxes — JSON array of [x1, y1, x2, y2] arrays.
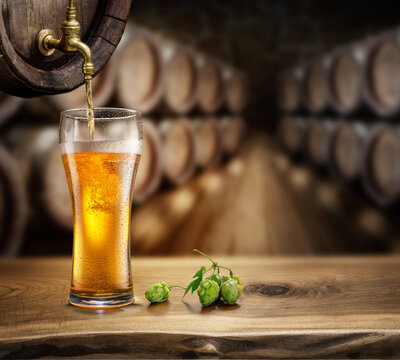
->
[[69, 291, 134, 309]]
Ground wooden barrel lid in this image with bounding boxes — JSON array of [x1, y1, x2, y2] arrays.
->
[[366, 39, 400, 114], [278, 70, 301, 112], [117, 27, 163, 113], [0, 144, 27, 256], [160, 119, 196, 185], [194, 117, 222, 169], [304, 61, 329, 113], [197, 58, 224, 114], [330, 53, 361, 113], [330, 121, 363, 181], [164, 48, 198, 114], [225, 69, 248, 114], [363, 125, 400, 205], [133, 119, 162, 203], [306, 119, 333, 166], [0, 92, 23, 126], [0, 1, 131, 97], [220, 116, 246, 155], [50, 57, 116, 110]]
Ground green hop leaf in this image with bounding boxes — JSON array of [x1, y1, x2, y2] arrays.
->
[[221, 277, 242, 305], [197, 279, 220, 306], [184, 266, 207, 296], [145, 282, 170, 303], [206, 273, 223, 287]]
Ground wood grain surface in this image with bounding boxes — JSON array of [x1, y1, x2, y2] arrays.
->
[[1, 256, 400, 358]]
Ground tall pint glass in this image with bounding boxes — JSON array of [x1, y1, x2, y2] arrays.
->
[[60, 108, 142, 309]]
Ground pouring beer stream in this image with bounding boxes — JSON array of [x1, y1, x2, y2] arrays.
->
[[37, 0, 95, 140]]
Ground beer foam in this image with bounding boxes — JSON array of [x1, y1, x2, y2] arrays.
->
[[60, 139, 142, 155]]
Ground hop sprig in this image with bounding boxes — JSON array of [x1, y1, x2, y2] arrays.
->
[[144, 249, 243, 307]]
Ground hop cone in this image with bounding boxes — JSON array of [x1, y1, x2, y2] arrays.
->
[[221, 277, 242, 305], [145, 282, 170, 303], [206, 273, 223, 287], [197, 279, 220, 306], [232, 276, 243, 297]]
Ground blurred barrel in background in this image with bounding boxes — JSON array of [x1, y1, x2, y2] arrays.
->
[[362, 125, 400, 205], [328, 43, 366, 115], [364, 31, 400, 117], [0, 93, 23, 126], [49, 58, 116, 111], [328, 120, 369, 183], [305, 118, 334, 167], [220, 116, 246, 155], [278, 68, 303, 113], [278, 116, 306, 156], [116, 26, 164, 114], [117, 26, 198, 115], [196, 57, 224, 114], [162, 44, 198, 114], [0, 145, 27, 256], [224, 68, 248, 114], [132, 119, 163, 203], [303, 58, 330, 113], [193, 117, 223, 169], [159, 118, 196, 185], [5, 126, 72, 229], [0, 0, 131, 97]]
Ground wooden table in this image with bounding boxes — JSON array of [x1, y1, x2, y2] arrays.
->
[[1, 256, 400, 358]]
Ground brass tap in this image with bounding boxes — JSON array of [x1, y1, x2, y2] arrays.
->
[[36, 0, 94, 80]]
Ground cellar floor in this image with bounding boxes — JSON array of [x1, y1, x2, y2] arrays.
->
[[132, 135, 398, 255]]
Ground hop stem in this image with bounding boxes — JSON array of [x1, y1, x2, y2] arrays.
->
[[193, 249, 217, 267], [218, 265, 233, 277]]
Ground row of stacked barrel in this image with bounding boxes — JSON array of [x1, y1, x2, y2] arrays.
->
[[278, 26, 400, 208], [0, 24, 248, 126], [0, 24, 248, 256]]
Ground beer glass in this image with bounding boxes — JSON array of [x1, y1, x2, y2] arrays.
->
[[60, 108, 142, 309]]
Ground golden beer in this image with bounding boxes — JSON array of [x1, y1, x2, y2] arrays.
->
[[61, 140, 140, 307]]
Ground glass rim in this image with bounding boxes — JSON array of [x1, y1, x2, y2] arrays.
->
[[61, 107, 141, 122]]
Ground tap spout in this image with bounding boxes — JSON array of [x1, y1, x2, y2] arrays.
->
[[68, 38, 95, 80]]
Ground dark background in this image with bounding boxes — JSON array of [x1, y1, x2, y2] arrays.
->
[[132, 0, 400, 130]]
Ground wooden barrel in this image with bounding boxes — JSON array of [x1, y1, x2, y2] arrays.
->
[[0, 1, 131, 97], [305, 118, 334, 167], [5, 126, 72, 229], [224, 68, 248, 114], [116, 26, 164, 114], [49, 57, 115, 110], [364, 32, 400, 116], [303, 57, 331, 113], [132, 119, 163, 203], [362, 124, 400, 205], [328, 120, 368, 182], [278, 116, 306, 155], [192, 117, 223, 169], [0, 93, 23, 126], [277, 68, 303, 113], [0, 144, 27, 256], [328, 43, 366, 115], [220, 116, 246, 155], [159, 118, 197, 185], [163, 44, 198, 114], [117, 27, 198, 115], [196, 57, 224, 114]]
